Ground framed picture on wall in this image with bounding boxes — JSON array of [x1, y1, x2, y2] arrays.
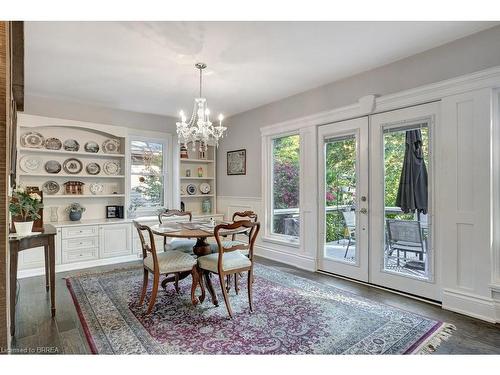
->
[[227, 149, 246, 175]]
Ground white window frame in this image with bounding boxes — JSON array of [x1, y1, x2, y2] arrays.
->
[[129, 134, 172, 216], [262, 130, 302, 247]]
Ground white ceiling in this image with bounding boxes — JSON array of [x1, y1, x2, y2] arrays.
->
[[25, 21, 498, 117]]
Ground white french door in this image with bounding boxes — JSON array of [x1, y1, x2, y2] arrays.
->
[[318, 102, 440, 301], [318, 117, 369, 282], [369, 102, 440, 301]]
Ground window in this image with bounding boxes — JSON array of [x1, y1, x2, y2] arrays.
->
[[130, 139, 167, 212], [271, 134, 300, 239]]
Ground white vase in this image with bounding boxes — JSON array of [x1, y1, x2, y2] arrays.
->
[[14, 221, 34, 236]]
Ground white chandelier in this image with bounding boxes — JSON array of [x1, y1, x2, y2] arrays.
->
[[176, 63, 227, 151]]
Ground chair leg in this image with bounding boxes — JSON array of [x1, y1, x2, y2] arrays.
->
[[146, 271, 160, 314], [138, 269, 148, 306], [218, 273, 233, 318], [234, 273, 239, 295], [174, 273, 180, 293], [344, 238, 351, 258], [247, 269, 253, 312], [226, 275, 231, 293], [190, 267, 199, 305], [198, 267, 206, 303]]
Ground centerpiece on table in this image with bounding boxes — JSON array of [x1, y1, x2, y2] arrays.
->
[[9, 186, 43, 235]]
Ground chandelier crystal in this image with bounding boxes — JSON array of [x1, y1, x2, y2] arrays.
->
[[176, 63, 227, 151]]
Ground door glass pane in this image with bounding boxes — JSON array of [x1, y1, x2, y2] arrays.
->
[[271, 134, 300, 238], [383, 124, 431, 279], [323, 135, 357, 263]]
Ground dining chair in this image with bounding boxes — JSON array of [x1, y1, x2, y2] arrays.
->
[[227, 211, 258, 293], [133, 220, 201, 314], [158, 209, 197, 254], [197, 220, 260, 318]]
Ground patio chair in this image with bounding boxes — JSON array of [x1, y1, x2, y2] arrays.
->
[[342, 210, 356, 258], [385, 219, 425, 268]]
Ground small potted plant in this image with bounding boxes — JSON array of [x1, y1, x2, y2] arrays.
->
[[9, 186, 43, 235], [66, 202, 86, 221]]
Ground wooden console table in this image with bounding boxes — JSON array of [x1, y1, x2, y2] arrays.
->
[[9, 224, 56, 336]]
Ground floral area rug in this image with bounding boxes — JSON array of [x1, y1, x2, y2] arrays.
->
[[66, 264, 454, 354]]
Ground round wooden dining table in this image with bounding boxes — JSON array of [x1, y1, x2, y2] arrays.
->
[[149, 221, 246, 306]]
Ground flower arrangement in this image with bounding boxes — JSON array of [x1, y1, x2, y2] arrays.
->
[[66, 202, 86, 213], [9, 186, 43, 222], [66, 202, 86, 221]]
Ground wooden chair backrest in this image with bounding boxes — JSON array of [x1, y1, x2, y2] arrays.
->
[[158, 209, 192, 224], [232, 210, 258, 222], [214, 220, 260, 270], [133, 221, 159, 269]]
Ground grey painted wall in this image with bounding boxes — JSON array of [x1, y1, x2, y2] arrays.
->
[[217, 25, 500, 198], [24, 94, 177, 133]]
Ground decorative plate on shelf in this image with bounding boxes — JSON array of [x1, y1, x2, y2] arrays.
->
[[103, 161, 121, 175], [42, 181, 60, 195], [86, 162, 101, 175], [186, 184, 196, 195], [20, 132, 45, 148], [19, 155, 43, 173], [199, 182, 211, 194], [63, 158, 83, 174], [44, 137, 62, 150], [63, 139, 80, 152], [89, 183, 104, 195], [45, 160, 62, 174], [84, 141, 100, 153], [102, 139, 120, 154]]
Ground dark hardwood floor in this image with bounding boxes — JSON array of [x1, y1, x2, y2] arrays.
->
[[10, 257, 500, 354]]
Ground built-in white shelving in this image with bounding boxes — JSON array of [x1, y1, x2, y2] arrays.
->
[[17, 114, 128, 223], [179, 142, 217, 216]]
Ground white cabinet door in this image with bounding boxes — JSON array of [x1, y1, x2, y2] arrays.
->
[[99, 224, 132, 259]]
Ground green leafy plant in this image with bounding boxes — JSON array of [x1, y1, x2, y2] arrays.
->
[[65, 202, 86, 213], [9, 186, 43, 222]]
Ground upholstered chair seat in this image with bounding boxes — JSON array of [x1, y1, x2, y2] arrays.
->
[[165, 239, 197, 253], [197, 250, 251, 274], [144, 250, 196, 274]]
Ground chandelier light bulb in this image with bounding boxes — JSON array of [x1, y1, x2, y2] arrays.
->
[[218, 114, 224, 122]]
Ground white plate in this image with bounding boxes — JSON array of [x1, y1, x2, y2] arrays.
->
[[19, 155, 43, 173], [89, 183, 104, 195], [42, 180, 60, 195], [20, 132, 45, 148], [102, 139, 120, 154], [199, 182, 211, 194], [103, 161, 121, 175]]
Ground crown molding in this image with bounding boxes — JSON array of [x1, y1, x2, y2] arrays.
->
[[261, 65, 500, 136]]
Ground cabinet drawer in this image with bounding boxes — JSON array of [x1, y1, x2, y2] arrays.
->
[[62, 247, 98, 264], [61, 225, 98, 239], [62, 237, 99, 250]]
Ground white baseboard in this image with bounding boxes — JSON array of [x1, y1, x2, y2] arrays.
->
[[17, 253, 141, 279], [254, 243, 316, 272], [442, 288, 498, 323]]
